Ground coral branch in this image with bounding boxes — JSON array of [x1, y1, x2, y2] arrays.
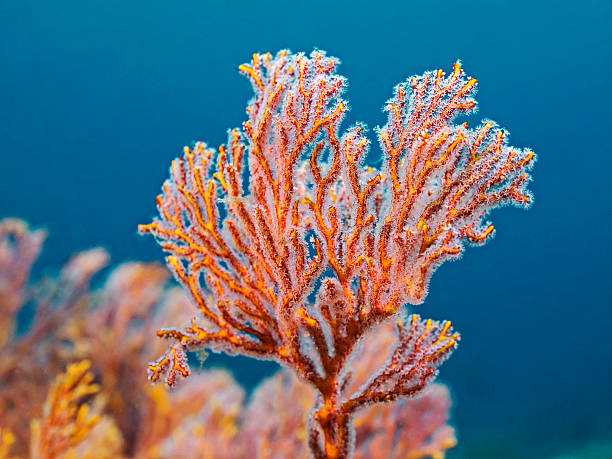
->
[[0, 219, 46, 347], [346, 315, 458, 412], [376, 64, 535, 303], [30, 360, 101, 459]]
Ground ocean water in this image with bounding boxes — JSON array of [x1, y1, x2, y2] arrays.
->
[[1, 0, 610, 457]]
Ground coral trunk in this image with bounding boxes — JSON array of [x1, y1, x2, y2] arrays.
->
[[309, 397, 352, 459]]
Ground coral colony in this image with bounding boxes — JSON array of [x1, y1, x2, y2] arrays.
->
[[140, 50, 535, 459]]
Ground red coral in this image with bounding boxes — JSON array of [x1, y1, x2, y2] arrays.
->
[[140, 49, 534, 458]]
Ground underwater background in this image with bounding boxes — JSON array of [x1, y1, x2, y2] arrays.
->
[[1, 0, 610, 457]]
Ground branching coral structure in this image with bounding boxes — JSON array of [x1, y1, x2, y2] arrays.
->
[[141, 49, 535, 458], [236, 322, 457, 459], [0, 219, 46, 348]]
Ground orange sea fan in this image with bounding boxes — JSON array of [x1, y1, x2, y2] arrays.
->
[[141, 49, 534, 458]]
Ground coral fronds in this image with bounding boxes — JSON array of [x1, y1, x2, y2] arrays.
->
[[346, 315, 459, 412], [241, 370, 313, 459], [141, 49, 534, 458], [155, 370, 244, 459]]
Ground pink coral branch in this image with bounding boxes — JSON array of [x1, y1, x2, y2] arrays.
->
[[0, 219, 46, 346]]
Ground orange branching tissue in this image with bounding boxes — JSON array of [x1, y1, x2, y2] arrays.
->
[[140, 50, 535, 458]]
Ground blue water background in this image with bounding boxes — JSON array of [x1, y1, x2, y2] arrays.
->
[[1, 1, 610, 457]]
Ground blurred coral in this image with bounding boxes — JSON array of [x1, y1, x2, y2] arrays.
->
[[141, 49, 534, 458], [64, 416, 125, 459], [241, 370, 313, 459], [29, 360, 103, 459], [68, 262, 170, 451]]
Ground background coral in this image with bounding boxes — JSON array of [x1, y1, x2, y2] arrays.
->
[[0, 219, 108, 454]]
